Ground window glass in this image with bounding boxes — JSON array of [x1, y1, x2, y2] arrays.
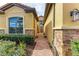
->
[[9, 17, 23, 34]]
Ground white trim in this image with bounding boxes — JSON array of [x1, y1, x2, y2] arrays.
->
[[53, 26, 79, 29], [6, 16, 25, 34], [25, 28, 34, 30], [62, 26, 79, 29], [6, 15, 8, 34], [23, 16, 25, 34], [53, 27, 62, 29], [0, 28, 6, 29]]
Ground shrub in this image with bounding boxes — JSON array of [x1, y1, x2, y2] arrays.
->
[[0, 40, 27, 56], [71, 39, 79, 56], [0, 34, 34, 45], [25, 35, 34, 45], [14, 43, 26, 56]]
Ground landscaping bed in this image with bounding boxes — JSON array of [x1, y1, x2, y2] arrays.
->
[[0, 34, 35, 56], [0, 40, 26, 56], [26, 42, 36, 56]]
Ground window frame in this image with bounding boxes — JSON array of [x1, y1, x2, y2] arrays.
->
[[8, 17, 23, 34]]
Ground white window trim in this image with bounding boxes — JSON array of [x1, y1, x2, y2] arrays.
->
[[6, 16, 25, 34]]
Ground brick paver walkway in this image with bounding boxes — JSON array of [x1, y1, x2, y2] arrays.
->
[[32, 33, 53, 56]]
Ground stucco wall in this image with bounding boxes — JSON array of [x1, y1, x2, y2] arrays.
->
[[24, 13, 34, 29], [0, 15, 6, 28], [63, 4, 79, 55], [0, 6, 36, 35], [55, 3, 63, 28], [44, 5, 54, 45], [44, 3, 79, 56], [63, 3, 79, 27], [35, 18, 38, 37], [46, 21, 53, 45]]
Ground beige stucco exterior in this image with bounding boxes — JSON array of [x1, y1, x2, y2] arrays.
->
[[53, 3, 79, 28], [63, 3, 79, 27], [35, 18, 38, 37], [0, 6, 38, 36], [44, 3, 79, 56], [55, 3, 63, 28], [44, 4, 63, 46], [53, 3, 79, 29], [0, 15, 6, 28], [44, 5, 54, 45], [44, 3, 79, 31], [44, 3, 63, 55], [53, 3, 63, 56]]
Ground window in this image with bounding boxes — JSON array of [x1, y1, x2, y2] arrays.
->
[[9, 17, 23, 34]]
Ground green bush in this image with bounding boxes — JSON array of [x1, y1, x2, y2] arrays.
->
[[0, 40, 27, 56], [71, 39, 79, 56], [0, 34, 34, 45]]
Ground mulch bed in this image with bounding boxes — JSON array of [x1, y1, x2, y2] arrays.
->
[[26, 42, 36, 56]]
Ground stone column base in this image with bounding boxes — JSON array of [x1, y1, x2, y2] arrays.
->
[[54, 29, 63, 56], [54, 29, 79, 56], [25, 29, 35, 36]]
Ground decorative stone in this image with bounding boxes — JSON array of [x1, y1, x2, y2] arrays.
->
[[25, 29, 34, 36], [54, 30, 63, 55]]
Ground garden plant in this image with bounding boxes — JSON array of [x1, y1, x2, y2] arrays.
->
[[71, 39, 79, 56], [0, 34, 35, 56]]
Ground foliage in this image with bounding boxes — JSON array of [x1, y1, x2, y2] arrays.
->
[[0, 34, 35, 56], [0, 40, 27, 56], [71, 39, 79, 56], [0, 34, 34, 45]]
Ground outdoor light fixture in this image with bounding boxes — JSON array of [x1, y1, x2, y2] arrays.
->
[[70, 9, 79, 21]]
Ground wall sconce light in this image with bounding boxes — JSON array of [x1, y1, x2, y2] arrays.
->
[[70, 9, 79, 21]]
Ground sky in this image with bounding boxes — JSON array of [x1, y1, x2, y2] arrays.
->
[[0, 3, 46, 16], [24, 3, 46, 16]]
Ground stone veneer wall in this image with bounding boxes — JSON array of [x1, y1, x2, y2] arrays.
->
[[54, 29, 79, 56], [54, 29, 63, 56], [0, 29, 5, 34], [25, 29, 35, 36], [0, 29, 34, 36], [63, 29, 79, 56]]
